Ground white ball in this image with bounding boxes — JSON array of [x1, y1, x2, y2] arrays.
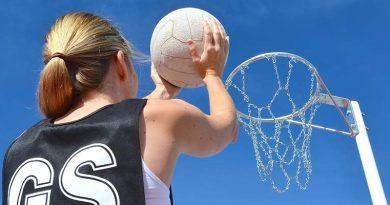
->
[[150, 8, 227, 88]]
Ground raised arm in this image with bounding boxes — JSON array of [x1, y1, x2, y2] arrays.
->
[[146, 21, 237, 157]]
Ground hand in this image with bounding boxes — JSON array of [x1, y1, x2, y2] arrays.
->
[[187, 20, 229, 81], [150, 62, 165, 86], [147, 63, 181, 99]]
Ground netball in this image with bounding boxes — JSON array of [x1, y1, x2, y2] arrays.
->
[[150, 8, 227, 88]]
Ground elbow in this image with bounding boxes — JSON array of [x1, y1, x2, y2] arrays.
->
[[216, 112, 239, 143], [208, 114, 239, 152], [204, 126, 239, 157], [184, 113, 239, 158], [190, 133, 232, 158], [193, 142, 227, 158]]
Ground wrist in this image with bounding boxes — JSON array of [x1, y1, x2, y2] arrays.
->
[[203, 73, 221, 84], [155, 85, 171, 99], [155, 84, 180, 100]]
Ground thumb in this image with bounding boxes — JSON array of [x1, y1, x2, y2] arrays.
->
[[187, 39, 200, 64]]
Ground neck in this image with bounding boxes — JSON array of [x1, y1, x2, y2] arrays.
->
[[53, 90, 126, 124], [79, 90, 121, 108]]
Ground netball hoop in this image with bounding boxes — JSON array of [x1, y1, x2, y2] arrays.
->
[[225, 52, 387, 204]]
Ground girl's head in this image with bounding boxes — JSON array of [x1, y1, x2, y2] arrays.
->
[[38, 12, 138, 119]]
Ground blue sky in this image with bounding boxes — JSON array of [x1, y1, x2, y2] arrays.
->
[[0, 0, 389, 204]]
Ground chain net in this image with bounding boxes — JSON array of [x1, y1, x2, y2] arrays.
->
[[226, 54, 321, 193]]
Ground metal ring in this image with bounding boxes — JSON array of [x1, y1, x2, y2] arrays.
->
[[225, 52, 322, 122]]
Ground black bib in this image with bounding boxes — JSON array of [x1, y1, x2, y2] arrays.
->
[[2, 98, 172, 205]]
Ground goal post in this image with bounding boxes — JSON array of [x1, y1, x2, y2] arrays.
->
[[351, 101, 387, 205], [226, 52, 387, 203]]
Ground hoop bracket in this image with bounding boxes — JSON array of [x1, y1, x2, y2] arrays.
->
[[317, 93, 359, 137]]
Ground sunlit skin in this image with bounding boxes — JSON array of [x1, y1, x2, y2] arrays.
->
[[54, 21, 238, 187]]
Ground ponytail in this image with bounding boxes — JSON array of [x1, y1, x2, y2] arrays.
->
[[37, 12, 134, 119], [38, 57, 74, 119]]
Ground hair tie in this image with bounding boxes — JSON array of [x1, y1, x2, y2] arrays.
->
[[44, 52, 68, 64]]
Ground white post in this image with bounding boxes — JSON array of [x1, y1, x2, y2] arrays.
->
[[351, 101, 387, 205]]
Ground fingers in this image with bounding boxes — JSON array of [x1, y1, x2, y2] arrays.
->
[[217, 22, 226, 39], [218, 25, 224, 49], [150, 62, 156, 70], [187, 39, 200, 64], [212, 20, 222, 50], [216, 22, 226, 51], [203, 21, 213, 47], [151, 63, 158, 76], [150, 62, 163, 85]]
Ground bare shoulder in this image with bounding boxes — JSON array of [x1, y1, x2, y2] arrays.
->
[[143, 98, 201, 120], [142, 98, 235, 157]]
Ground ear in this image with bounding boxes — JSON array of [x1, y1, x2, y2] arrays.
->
[[114, 50, 129, 81]]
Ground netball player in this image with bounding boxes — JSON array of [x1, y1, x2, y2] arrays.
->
[[2, 12, 237, 205]]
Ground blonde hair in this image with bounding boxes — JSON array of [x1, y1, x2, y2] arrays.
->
[[38, 12, 133, 119]]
